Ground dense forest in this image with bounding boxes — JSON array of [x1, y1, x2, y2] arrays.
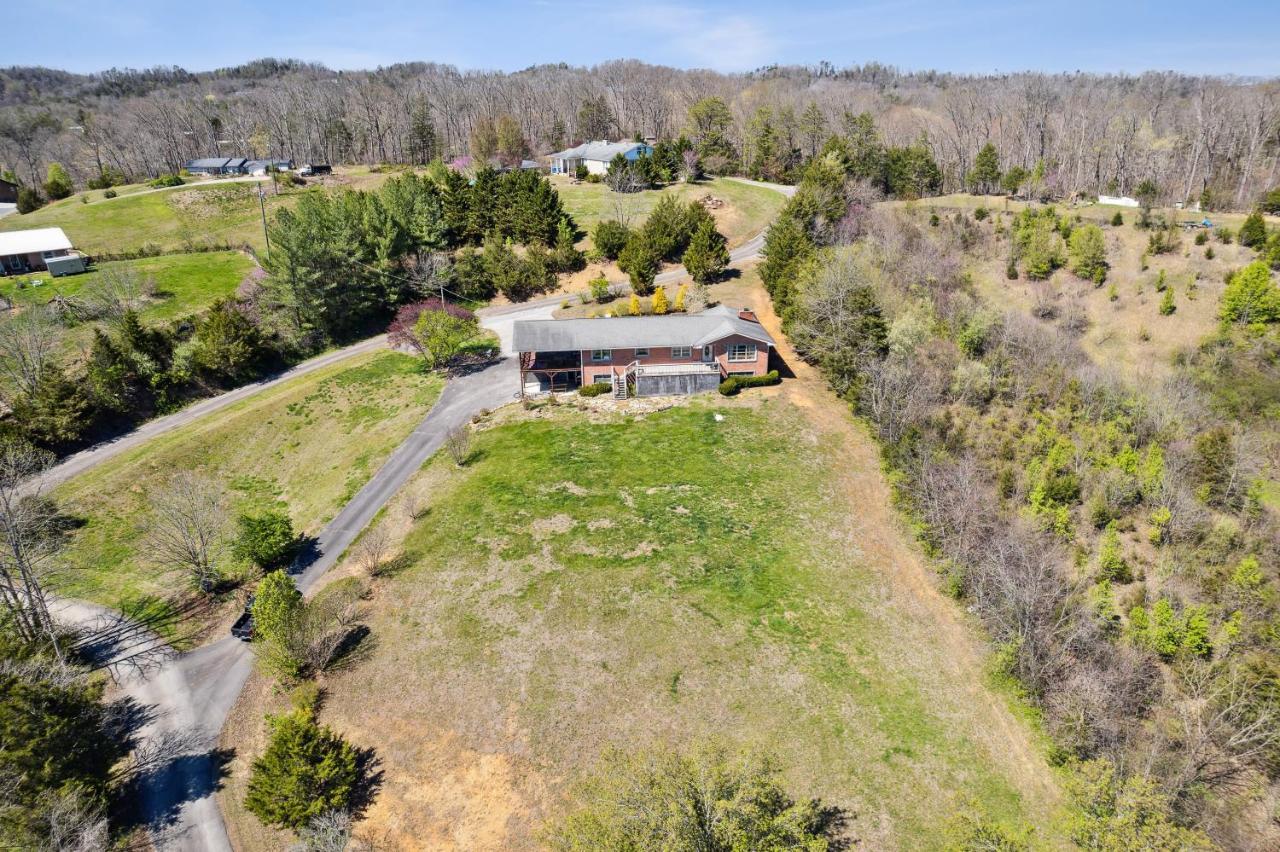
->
[[1, 59, 1279, 210]]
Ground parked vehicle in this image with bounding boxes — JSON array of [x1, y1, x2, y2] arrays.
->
[[231, 595, 255, 641], [298, 163, 332, 176]]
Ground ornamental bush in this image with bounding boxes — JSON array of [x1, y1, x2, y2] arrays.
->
[[719, 370, 780, 396], [234, 510, 298, 570], [243, 706, 361, 830], [578, 382, 610, 397]]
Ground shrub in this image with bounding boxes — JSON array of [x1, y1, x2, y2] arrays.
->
[[1239, 209, 1267, 248], [652, 287, 669, 314], [16, 187, 43, 214], [574, 164, 589, 180], [973, 206, 988, 221], [592, 220, 630, 260], [549, 743, 830, 851], [1068, 223, 1107, 283], [243, 706, 361, 830], [1219, 260, 1280, 324], [719, 370, 780, 396], [388, 299, 481, 367], [234, 510, 299, 570], [1158, 287, 1176, 316], [147, 174, 184, 188], [103, 189, 117, 199], [43, 163, 73, 200], [628, 293, 641, 315], [1110, 211, 1123, 226], [578, 382, 610, 397], [1096, 522, 1130, 582], [1204, 246, 1215, 260], [584, 172, 602, 183], [674, 284, 687, 312], [1194, 230, 1208, 245], [586, 275, 611, 303]]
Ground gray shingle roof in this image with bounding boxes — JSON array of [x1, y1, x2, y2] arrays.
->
[[549, 140, 651, 162], [513, 305, 775, 352], [186, 158, 233, 169]]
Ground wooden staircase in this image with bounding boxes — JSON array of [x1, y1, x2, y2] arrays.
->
[[611, 373, 627, 399]]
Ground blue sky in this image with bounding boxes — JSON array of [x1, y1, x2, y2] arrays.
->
[[11, 1, 1280, 76]]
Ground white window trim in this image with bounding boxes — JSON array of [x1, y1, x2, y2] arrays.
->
[[727, 344, 757, 363], [671, 346, 691, 359], [635, 347, 650, 357], [591, 349, 612, 362]]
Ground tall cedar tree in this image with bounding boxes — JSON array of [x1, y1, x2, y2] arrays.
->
[[244, 707, 361, 829], [683, 218, 730, 285]]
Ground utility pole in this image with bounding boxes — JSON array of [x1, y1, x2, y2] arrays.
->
[[258, 187, 271, 261]]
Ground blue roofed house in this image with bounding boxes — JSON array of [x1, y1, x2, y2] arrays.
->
[[184, 157, 251, 175], [549, 140, 653, 175]]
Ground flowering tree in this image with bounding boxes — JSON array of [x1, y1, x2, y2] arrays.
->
[[388, 299, 479, 370]]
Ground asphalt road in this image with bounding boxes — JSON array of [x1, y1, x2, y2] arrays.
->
[[49, 176, 796, 850]]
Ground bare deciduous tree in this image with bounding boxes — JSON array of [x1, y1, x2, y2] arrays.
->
[[445, 424, 471, 467], [353, 525, 391, 577], [0, 437, 65, 660], [144, 472, 228, 592], [0, 307, 61, 402]]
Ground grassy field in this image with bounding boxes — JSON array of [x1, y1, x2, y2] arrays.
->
[[223, 397, 1066, 849], [51, 350, 443, 622], [0, 181, 296, 254], [553, 176, 787, 249], [1, 250, 254, 322]]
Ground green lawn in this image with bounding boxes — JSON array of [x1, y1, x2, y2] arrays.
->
[[1, 250, 254, 323], [316, 400, 1064, 848], [51, 350, 443, 621], [0, 181, 300, 254], [554, 176, 787, 248]]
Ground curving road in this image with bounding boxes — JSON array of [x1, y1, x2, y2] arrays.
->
[[51, 176, 795, 850]]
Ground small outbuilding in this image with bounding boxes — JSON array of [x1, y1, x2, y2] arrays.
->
[[0, 178, 17, 205]]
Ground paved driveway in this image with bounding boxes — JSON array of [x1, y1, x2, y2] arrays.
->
[[49, 176, 796, 850]]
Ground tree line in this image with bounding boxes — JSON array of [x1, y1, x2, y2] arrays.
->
[[2, 60, 1278, 211], [0, 166, 576, 455], [771, 167, 1280, 845]]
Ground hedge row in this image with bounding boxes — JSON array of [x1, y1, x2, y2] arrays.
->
[[718, 370, 780, 396], [579, 382, 611, 397]]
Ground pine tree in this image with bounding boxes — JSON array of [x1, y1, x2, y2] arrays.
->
[[682, 219, 729, 285], [618, 234, 659, 295], [1159, 286, 1176, 316], [43, 162, 73, 200], [967, 143, 1001, 194], [1239, 209, 1267, 248], [244, 707, 360, 829], [1068, 224, 1108, 283], [252, 570, 301, 647], [552, 218, 584, 273], [652, 287, 669, 314], [1097, 522, 1130, 582]]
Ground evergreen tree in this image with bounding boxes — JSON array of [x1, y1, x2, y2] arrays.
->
[[652, 287, 669, 314], [759, 212, 814, 314], [577, 95, 615, 140], [42, 162, 72, 200], [592, 219, 630, 259], [967, 143, 1001, 194], [552, 218, 585, 273], [841, 111, 886, 183], [244, 707, 361, 830], [674, 284, 687, 311], [799, 102, 827, 158], [1068, 224, 1108, 283], [617, 234, 660, 295], [234, 511, 298, 570], [1239, 209, 1267, 248], [1159, 286, 1176, 316], [628, 293, 641, 315], [408, 100, 439, 164], [191, 298, 268, 382], [252, 570, 302, 648], [884, 142, 942, 198], [1220, 260, 1280, 323], [682, 218, 729, 285]]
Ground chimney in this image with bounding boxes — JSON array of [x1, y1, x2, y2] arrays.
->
[[738, 308, 758, 323]]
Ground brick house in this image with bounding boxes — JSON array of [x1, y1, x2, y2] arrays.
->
[[514, 305, 775, 398]]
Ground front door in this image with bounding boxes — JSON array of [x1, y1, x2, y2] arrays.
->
[[702, 345, 713, 363]]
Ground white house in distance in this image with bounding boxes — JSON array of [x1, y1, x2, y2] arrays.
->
[[549, 140, 654, 175], [0, 227, 85, 276]]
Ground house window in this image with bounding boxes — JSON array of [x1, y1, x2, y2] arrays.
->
[[671, 346, 691, 359], [729, 371, 754, 377], [727, 344, 757, 362], [635, 347, 649, 357], [591, 349, 611, 362]]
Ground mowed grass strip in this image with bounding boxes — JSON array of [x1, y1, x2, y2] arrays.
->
[[319, 400, 1062, 849], [0, 182, 298, 254], [52, 350, 443, 615], [0, 250, 255, 322], [554, 176, 786, 248]]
